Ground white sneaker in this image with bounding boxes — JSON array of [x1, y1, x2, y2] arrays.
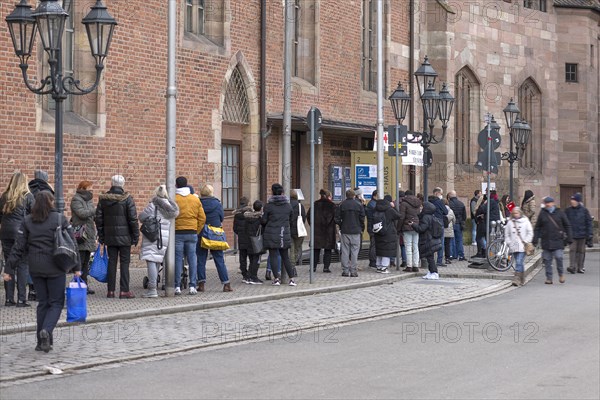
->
[[422, 272, 432, 279], [189, 287, 197, 295], [289, 280, 297, 287], [430, 272, 440, 280], [174, 287, 181, 295], [380, 268, 390, 274]]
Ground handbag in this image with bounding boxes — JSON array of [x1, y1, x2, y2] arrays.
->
[[296, 204, 307, 238], [515, 224, 535, 256], [249, 225, 264, 254], [73, 224, 88, 245], [200, 224, 230, 251], [141, 206, 162, 248], [89, 244, 108, 283], [53, 213, 80, 273], [66, 276, 87, 323]]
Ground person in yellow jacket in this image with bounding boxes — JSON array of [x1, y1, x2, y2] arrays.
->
[[174, 176, 206, 295]]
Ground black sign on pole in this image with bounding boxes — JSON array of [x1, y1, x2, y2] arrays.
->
[[387, 125, 408, 157], [307, 107, 322, 145]]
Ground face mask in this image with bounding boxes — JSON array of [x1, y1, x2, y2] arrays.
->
[[438, 195, 443, 200], [547, 206, 556, 213]]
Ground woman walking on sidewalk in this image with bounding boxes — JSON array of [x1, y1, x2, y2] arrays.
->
[[504, 207, 533, 286], [3, 191, 81, 353], [139, 185, 179, 297], [70, 180, 98, 294]]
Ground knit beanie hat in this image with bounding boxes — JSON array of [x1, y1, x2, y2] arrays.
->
[[111, 175, 125, 188]]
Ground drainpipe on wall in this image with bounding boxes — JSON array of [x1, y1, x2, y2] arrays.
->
[[260, 0, 267, 201]]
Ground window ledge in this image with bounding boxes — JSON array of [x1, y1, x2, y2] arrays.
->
[[40, 109, 101, 136], [183, 32, 228, 56], [360, 89, 378, 105], [292, 77, 318, 96]]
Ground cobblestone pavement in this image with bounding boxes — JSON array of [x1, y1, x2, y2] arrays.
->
[[1, 245, 537, 334], [0, 274, 511, 384]]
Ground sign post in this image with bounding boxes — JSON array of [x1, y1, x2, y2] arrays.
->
[[388, 125, 407, 270], [307, 106, 322, 284]]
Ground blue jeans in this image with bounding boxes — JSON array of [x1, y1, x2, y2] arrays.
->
[[267, 253, 281, 274], [471, 219, 477, 244], [453, 224, 464, 258], [542, 249, 564, 280], [401, 245, 407, 264], [197, 246, 230, 284], [513, 251, 526, 273], [175, 233, 198, 288]]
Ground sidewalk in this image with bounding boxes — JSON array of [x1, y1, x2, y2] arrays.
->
[[0, 247, 542, 335]]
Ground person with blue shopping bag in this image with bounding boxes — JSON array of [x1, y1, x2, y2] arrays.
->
[[3, 191, 81, 353]]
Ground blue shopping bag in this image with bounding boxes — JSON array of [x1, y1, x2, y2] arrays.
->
[[89, 244, 108, 283], [66, 276, 87, 323]]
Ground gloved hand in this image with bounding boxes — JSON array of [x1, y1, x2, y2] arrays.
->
[[586, 237, 594, 248]]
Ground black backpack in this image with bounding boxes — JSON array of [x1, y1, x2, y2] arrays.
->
[[372, 211, 388, 236], [140, 206, 162, 248], [443, 214, 450, 228], [431, 218, 443, 239]]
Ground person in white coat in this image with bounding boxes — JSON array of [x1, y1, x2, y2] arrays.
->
[[139, 185, 179, 297], [504, 206, 533, 287]]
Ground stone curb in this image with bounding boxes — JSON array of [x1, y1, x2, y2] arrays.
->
[[0, 278, 514, 384], [0, 253, 543, 336]]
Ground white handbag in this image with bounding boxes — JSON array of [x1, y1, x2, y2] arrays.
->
[[296, 203, 307, 237]]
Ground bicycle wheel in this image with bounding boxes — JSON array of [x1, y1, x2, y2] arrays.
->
[[487, 240, 513, 272]]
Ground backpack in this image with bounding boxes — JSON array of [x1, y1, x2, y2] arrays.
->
[[372, 211, 388, 236], [140, 205, 162, 248], [431, 218, 443, 239]]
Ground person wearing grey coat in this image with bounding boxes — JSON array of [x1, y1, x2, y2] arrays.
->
[[139, 186, 179, 298], [70, 182, 98, 293]]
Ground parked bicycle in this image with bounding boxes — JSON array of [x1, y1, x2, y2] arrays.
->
[[487, 220, 514, 272]]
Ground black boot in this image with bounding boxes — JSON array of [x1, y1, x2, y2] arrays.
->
[[265, 270, 272, 281], [27, 284, 36, 302]]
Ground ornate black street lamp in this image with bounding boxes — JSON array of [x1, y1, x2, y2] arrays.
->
[[389, 56, 454, 198], [501, 98, 532, 200], [5, 0, 117, 213]]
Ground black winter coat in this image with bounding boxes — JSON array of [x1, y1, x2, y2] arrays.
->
[[308, 198, 337, 249], [412, 202, 442, 257], [233, 205, 254, 250], [28, 178, 54, 195], [397, 195, 421, 232], [95, 186, 139, 247], [565, 204, 593, 239], [262, 195, 293, 249], [6, 211, 79, 277], [449, 197, 467, 226], [534, 208, 572, 251], [373, 200, 401, 257], [365, 199, 377, 234], [335, 198, 365, 234], [0, 192, 34, 241], [244, 210, 264, 255], [430, 197, 448, 221], [290, 198, 307, 238]]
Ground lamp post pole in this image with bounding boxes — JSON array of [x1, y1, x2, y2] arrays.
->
[[5, 0, 117, 214]]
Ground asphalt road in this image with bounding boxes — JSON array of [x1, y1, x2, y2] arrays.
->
[[3, 253, 599, 400]]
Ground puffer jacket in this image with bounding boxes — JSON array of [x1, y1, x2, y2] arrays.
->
[[70, 189, 97, 252], [505, 216, 534, 254], [397, 195, 421, 232], [444, 206, 455, 238], [307, 198, 337, 249], [565, 204, 593, 240], [139, 197, 179, 263], [6, 211, 79, 277], [430, 196, 448, 221], [533, 207, 572, 251], [175, 187, 205, 233], [449, 197, 467, 226], [521, 193, 537, 226], [244, 210, 264, 255], [262, 195, 293, 249], [373, 199, 401, 258], [412, 202, 442, 258], [200, 196, 225, 227], [233, 205, 254, 250], [365, 199, 377, 234], [335, 198, 365, 235], [0, 192, 34, 240], [95, 186, 139, 247], [290, 198, 307, 238]]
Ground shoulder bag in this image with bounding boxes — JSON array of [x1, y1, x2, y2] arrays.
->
[[200, 224, 230, 251], [249, 225, 264, 254], [296, 203, 307, 238], [53, 213, 80, 273], [546, 212, 568, 245], [515, 223, 535, 256]]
